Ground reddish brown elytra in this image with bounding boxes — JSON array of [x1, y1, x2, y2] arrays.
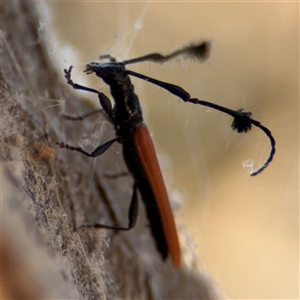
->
[[133, 124, 181, 267]]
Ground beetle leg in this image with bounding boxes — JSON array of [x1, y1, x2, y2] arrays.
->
[[57, 137, 119, 158], [62, 109, 105, 121], [64, 66, 114, 118], [80, 182, 139, 231], [103, 171, 130, 179]]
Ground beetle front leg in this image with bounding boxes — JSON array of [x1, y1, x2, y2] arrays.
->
[[64, 66, 114, 118]]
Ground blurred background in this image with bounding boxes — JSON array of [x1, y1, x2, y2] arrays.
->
[[38, 2, 298, 299]]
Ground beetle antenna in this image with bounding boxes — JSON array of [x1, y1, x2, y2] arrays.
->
[[126, 69, 275, 176], [123, 40, 211, 65]]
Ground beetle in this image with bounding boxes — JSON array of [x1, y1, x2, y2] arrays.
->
[[58, 41, 275, 267]]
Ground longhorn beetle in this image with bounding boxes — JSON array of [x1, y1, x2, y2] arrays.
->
[[58, 41, 275, 268]]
